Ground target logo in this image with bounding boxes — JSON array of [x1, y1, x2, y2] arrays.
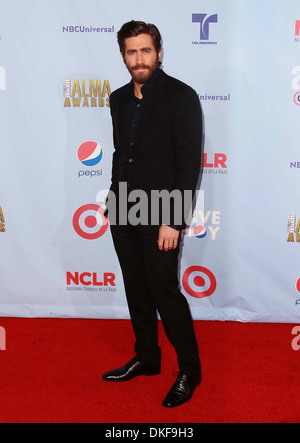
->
[[294, 91, 300, 106], [77, 141, 103, 167], [182, 266, 217, 299], [73, 204, 108, 240], [296, 278, 300, 293]]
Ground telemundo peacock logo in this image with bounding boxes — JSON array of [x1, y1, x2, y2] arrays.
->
[[63, 78, 111, 108]]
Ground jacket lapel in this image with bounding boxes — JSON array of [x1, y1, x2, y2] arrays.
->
[[133, 70, 168, 146], [119, 84, 131, 152], [117, 70, 169, 154]]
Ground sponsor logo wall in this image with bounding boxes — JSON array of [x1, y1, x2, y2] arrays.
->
[[0, 0, 299, 323]]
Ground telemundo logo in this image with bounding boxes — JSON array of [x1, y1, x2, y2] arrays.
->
[[192, 13, 218, 45]]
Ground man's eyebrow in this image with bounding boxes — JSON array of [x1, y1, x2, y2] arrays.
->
[[127, 47, 152, 52]]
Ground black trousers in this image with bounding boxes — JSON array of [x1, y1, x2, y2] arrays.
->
[[110, 223, 201, 377]]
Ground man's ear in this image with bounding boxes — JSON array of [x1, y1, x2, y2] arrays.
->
[[158, 49, 162, 62]]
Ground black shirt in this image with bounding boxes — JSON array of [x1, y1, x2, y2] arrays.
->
[[125, 68, 181, 232], [126, 67, 161, 147]]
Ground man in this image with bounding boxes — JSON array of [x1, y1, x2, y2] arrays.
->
[[103, 21, 203, 408]]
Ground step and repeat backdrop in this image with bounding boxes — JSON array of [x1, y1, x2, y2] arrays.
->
[[0, 0, 299, 322]]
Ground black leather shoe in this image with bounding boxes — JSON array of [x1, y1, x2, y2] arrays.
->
[[102, 358, 161, 382], [162, 372, 202, 408]]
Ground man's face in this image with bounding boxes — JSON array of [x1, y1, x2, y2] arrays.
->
[[122, 33, 161, 85]]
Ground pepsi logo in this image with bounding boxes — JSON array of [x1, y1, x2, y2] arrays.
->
[[193, 225, 207, 239], [296, 278, 300, 293], [73, 204, 108, 240], [182, 266, 217, 299], [77, 141, 103, 167]]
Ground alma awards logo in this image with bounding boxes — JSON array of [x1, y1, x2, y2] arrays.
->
[[0, 206, 5, 232], [63, 78, 111, 108], [287, 215, 300, 243]]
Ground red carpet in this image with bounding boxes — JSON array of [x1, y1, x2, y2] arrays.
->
[[0, 318, 299, 423]]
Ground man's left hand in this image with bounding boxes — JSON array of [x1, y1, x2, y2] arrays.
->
[[158, 225, 180, 251]]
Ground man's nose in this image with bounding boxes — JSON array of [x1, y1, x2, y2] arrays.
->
[[136, 51, 144, 65]]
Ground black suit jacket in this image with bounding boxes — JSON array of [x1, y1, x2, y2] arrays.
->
[[108, 69, 202, 228]]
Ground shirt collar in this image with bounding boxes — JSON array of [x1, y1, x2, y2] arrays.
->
[[127, 67, 161, 101]]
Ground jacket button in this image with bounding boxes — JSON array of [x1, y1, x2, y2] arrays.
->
[[129, 158, 134, 163]]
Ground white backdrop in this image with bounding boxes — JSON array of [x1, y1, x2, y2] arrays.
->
[[0, 0, 299, 322]]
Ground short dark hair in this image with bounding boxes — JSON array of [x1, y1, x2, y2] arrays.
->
[[117, 20, 162, 57]]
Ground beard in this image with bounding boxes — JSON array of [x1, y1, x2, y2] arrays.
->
[[126, 57, 160, 85]]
